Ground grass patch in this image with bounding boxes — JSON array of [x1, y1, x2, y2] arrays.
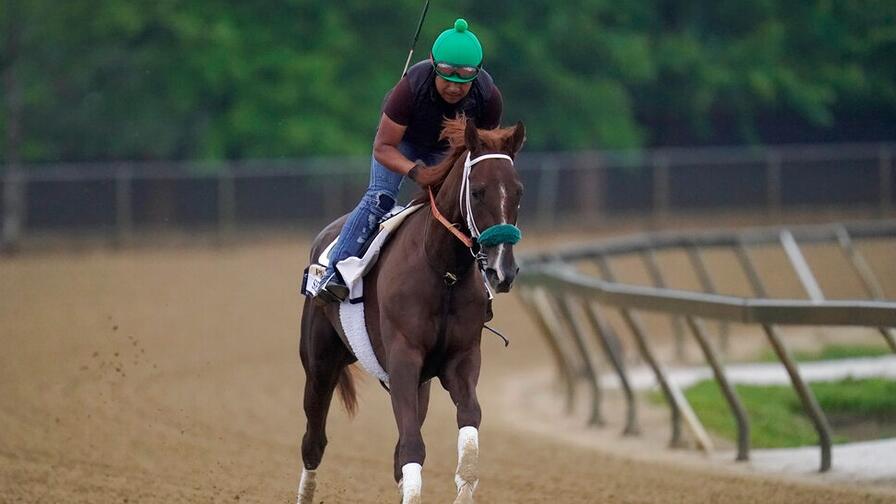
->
[[677, 378, 896, 448], [759, 343, 891, 363]]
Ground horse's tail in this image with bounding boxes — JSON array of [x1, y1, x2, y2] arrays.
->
[[337, 365, 359, 418]]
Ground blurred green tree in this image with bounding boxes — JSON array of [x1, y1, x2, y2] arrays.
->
[[1, 0, 894, 166]]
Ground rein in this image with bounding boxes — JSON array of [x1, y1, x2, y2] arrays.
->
[[428, 187, 474, 248]]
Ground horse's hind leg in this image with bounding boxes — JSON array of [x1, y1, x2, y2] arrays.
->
[[297, 302, 353, 504], [440, 349, 482, 504]]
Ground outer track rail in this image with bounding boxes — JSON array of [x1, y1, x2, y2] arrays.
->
[[517, 219, 896, 472]]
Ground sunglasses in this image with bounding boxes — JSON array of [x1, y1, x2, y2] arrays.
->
[[433, 61, 480, 81]]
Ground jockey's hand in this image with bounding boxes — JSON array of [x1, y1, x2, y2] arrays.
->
[[407, 161, 428, 183]]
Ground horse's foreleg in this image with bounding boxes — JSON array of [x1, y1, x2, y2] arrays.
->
[[389, 345, 426, 504], [298, 307, 351, 504], [393, 381, 432, 480], [392, 379, 431, 502], [441, 350, 482, 504]]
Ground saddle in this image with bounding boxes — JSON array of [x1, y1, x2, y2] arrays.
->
[[301, 203, 424, 303]]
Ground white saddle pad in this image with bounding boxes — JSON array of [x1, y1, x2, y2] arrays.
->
[[339, 301, 389, 385]]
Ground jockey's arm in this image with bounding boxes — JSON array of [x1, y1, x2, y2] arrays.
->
[[373, 114, 417, 176]]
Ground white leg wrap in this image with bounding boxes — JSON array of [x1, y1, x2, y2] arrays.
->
[[454, 426, 479, 502], [398, 462, 423, 504], [297, 468, 317, 504]]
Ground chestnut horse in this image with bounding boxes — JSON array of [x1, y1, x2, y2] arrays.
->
[[297, 117, 525, 504]]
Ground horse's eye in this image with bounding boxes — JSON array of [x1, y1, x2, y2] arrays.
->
[[471, 188, 485, 200]]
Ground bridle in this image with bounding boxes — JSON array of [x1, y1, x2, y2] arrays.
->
[[428, 151, 522, 249], [427, 151, 522, 297]]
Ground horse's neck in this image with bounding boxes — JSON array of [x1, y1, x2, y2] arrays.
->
[[424, 154, 474, 276]]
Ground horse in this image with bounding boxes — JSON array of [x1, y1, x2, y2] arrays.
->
[[296, 116, 525, 504]]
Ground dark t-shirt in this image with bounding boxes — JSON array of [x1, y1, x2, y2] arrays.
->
[[382, 61, 503, 153]]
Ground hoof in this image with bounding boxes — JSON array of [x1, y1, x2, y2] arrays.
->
[[453, 483, 475, 504]]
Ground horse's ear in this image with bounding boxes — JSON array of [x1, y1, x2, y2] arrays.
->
[[464, 117, 482, 152], [505, 121, 526, 156]]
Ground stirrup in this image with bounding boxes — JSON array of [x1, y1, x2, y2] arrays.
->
[[313, 272, 349, 306]]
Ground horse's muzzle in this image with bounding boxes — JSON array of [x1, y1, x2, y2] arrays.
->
[[485, 265, 518, 293]]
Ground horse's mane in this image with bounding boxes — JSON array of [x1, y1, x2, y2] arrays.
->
[[411, 116, 519, 193]]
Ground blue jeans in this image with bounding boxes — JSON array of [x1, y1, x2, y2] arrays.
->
[[326, 142, 443, 277]]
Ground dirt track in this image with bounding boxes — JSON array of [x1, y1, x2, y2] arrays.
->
[[1, 233, 895, 503]]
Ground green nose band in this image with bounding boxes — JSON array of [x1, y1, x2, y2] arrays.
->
[[477, 224, 522, 247]]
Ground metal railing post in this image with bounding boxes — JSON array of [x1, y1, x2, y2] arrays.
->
[[881, 145, 892, 216], [596, 255, 686, 448], [115, 165, 133, 246], [641, 248, 687, 361], [518, 287, 579, 414], [536, 159, 559, 228], [576, 153, 603, 220], [3, 9, 24, 254], [555, 293, 605, 426], [1, 168, 24, 253], [735, 242, 833, 472], [581, 300, 641, 435], [218, 168, 236, 237], [766, 151, 782, 216], [760, 324, 832, 472], [684, 316, 750, 461], [779, 229, 824, 302], [686, 244, 730, 353], [652, 155, 670, 222], [835, 226, 896, 352]]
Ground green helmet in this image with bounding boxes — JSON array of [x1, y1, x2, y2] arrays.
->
[[431, 18, 483, 83]]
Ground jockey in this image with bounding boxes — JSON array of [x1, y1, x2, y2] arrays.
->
[[315, 18, 504, 304]]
